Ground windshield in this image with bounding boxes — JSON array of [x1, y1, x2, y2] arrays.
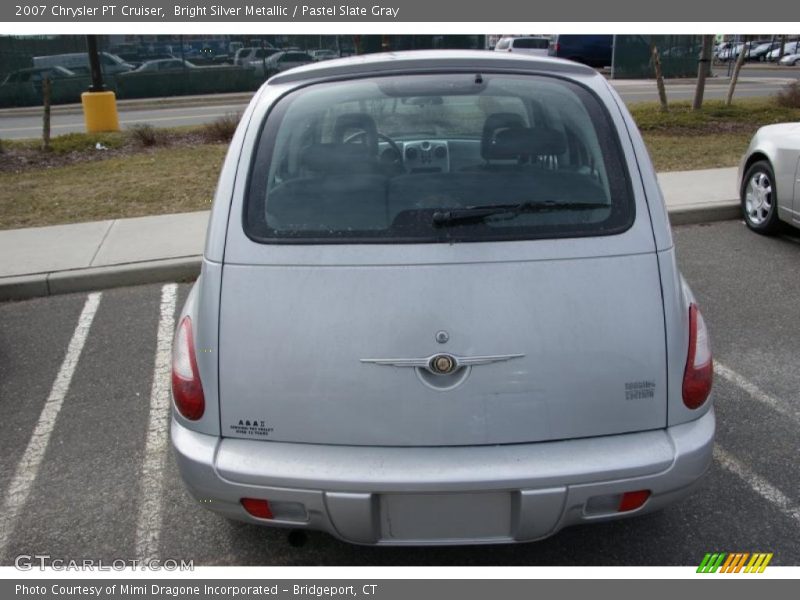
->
[[245, 73, 633, 243]]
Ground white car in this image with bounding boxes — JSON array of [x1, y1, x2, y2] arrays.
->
[[767, 41, 799, 61], [494, 36, 551, 56], [739, 123, 800, 233], [778, 52, 800, 66]]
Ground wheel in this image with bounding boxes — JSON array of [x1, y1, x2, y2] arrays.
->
[[741, 160, 781, 234]]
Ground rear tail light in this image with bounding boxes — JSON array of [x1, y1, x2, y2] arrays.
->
[[172, 316, 205, 420], [241, 498, 274, 519], [618, 490, 651, 512], [552, 42, 560, 54], [682, 303, 713, 409]]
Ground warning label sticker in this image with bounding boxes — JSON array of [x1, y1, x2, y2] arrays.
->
[[229, 419, 274, 437]]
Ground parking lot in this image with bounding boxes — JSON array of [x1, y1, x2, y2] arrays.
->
[[0, 219, 798, 566]]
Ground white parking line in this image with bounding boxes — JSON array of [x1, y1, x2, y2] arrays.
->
[[0, 292, 102, 558], [714, 445, 800, 527], [134, 283, 177, 562], [714, 361, 800, 424]]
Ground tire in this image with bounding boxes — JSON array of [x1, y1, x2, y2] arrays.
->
[[741, 160, 782, 234]]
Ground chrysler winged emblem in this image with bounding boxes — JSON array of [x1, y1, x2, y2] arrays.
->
[[360, 353, 524, 376]]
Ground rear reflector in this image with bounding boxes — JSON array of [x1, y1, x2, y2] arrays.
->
[[682, 303, 713, 409], [171, 316, 205, 420], [240, 498, 274, 519], [618, 490, 651, 512]]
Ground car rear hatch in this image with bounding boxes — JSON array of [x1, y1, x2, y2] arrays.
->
[[218, 244, 667, 446], [216, 69, 667, 447]]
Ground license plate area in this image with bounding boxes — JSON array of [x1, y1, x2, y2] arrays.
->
[[379, 492, 512, 542]]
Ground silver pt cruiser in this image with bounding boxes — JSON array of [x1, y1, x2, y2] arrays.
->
[[170, 50, 715, 545]]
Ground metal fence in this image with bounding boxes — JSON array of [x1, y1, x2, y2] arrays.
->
[[612, 35, 704, 79], [0, 34, 487, 108]]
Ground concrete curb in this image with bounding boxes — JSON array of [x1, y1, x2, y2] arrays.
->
[[0, 202, 741, 302], [0, 256, 201, 302], [667, 200, 741, 226]]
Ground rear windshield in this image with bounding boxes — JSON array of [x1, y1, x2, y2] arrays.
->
[[245, 73, 633, 243]]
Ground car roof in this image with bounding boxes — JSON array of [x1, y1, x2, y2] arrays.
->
[[267, 49, 597, 85]]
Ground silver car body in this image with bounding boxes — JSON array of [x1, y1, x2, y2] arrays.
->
[[739, 122, 800, 228], [171, 50, 715, 545]]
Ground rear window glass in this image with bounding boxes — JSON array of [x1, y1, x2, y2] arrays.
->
[[245, 73, 633, 243]]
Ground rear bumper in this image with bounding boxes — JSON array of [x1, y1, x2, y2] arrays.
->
[[171, 408, 715, 545]]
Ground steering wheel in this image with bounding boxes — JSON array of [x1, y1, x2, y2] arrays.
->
[[344, 131, 406, 174]]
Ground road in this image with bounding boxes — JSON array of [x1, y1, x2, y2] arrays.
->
[[0, 102, 248, 140], [0, 66, 797, 140], [0, 219, 798, 566]]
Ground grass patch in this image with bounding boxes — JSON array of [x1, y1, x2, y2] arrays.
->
[[642, 132, 751, 172], [0, 144, 226, 230], [628, 99, 800, 133], [6, 131, 128, 154]]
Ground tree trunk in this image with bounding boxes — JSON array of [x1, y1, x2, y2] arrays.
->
[[726, 36, 749, 106], [693, 35, 715, 110], [42, 76, 51, 152], [778, 35, 786, 61], [651, 44, 668, 112]]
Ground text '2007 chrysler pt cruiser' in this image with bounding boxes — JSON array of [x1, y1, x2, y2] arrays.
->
[[170, 50, 714, 545]]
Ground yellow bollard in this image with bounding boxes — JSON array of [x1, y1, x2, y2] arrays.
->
[[81, 91, 120, 133]]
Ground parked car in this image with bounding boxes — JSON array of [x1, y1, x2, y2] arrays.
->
[[493, 36, 551, 56], [245, 48, 283, 77], [778, 52, 800, 66], [32, 51, 134, 75], [739, 123, 800, 234], [547, 35, 613, 67], [767, 41, 800, 61], [749, 41, 781, 62], [170, 50, 715, 545], [234, 45, 277, 67], [309, 49, 339, 61], [133, 58, 197, 72], [1, 65, 77, 86], [260, 51, 314, 77]]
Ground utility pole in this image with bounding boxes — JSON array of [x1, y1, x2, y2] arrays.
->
[[86, 35, 105, 92]]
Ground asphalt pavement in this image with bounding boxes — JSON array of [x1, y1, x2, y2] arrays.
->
[[0, 220, 798, 566]]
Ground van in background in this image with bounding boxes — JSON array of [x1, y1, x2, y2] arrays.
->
[[493, 36, 551, 56], [548, 35, 614, 68]]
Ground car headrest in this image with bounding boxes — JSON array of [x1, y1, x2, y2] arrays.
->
[[301, 143, 376, 173], [332, 113, 379, 155], [481, 113, 527, 160], [489, 126, 568, 159]]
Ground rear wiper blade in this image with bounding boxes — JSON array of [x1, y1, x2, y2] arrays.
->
[[431, 201, 608, 227]]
